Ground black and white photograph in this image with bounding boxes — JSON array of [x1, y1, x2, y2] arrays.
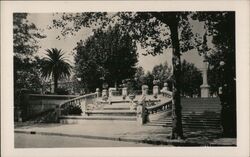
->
[[1, 1, 249, 157]]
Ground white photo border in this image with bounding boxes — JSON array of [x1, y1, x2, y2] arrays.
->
[[1, 1, 249, 157]]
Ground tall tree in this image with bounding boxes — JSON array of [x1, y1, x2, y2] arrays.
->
[[74, 25, 138, 92], [193, 12, 236, 137], [41, 48, 72, 93], [13, 13, 46, 93], [52, 12, 196, 139]]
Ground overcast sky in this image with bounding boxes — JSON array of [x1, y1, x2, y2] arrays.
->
[[28, 13, 204, 72]]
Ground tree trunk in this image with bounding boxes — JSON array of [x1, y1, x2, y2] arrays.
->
[[53, 74, 58, 93], [169, 17, 184, 139]]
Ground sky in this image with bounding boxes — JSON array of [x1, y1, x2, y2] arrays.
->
[[28, 13, 205, 72]]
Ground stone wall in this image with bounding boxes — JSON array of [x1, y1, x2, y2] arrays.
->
[[25, 94, 77, 118]]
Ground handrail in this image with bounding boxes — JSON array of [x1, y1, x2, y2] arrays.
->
[[145, 99, 172, 114], [145, 90, 173, 114], [59, 93, 97, 108], [58, 93, 97, 116]]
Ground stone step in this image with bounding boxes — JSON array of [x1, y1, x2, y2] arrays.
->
[[103, 107, 131, 110], [182, 112, 220, 117], [146, 122, 221, 129], [60, 115, 137, 121], [148, 120, 220, 125], [103, 104, 131, 110], [182, 107, 221, 109], [85, 110, 137, 116], [182, 116, 220, 119]]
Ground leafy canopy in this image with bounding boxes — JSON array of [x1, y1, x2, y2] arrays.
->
[[40, 48, 72, 93], [74, 25, 138, 91]]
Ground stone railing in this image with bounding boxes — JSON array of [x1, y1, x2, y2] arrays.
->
[[58, 93, 97, 116], [145, 99, 172, 114], [136, 90, 172, 125]]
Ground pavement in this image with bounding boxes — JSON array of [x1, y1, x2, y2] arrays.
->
[[14, 121, 236, 147], [15, 133, 155, 148]]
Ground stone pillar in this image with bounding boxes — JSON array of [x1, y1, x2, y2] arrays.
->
[[96, 88, 100, 97], [136, 104, 147, 125], [153, 85, 159, 98], [102, 89, 108, 100], [122, 87, 128, 99], [109, 88, 116, 98], [142, 85, 149, 95], [200, 59, 210, 98], [80, 99, 86, 116]]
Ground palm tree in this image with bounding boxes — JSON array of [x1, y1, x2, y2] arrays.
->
[[41, 48, 72, 93]]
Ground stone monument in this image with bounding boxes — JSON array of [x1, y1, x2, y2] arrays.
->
[[200, 57, 210, 98]]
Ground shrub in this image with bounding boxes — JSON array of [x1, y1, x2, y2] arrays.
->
[[61, 105, 82, 115]]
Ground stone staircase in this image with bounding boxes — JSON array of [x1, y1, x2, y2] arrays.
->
[[146, 98, 222, 132], [60, 101, 138, 123], [59, 93, 222, 134]]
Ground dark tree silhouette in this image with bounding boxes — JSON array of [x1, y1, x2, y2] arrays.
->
[[74, 25, 138, 92], [41, 48, 72, 93], [180, 60, 202, 97], [13, 13, 46, 93], [193, 12, 236, 137]]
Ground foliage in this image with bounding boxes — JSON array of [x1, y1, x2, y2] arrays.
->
[[151, 61, 172, 87], [13, 13, 46, 57], [61, 105, 82, 115], [193, 12, 235, 93], [40, 48, 72, 92], [74, 25, 138, 92], [180, 60, 202, 97], [14, 57, 43, 92], [134, 62, 172, 92], [52, 12, 194, 55], [55, 87, 70, 95], [193, 12, 236, 137], [13, 13, 46, 102]]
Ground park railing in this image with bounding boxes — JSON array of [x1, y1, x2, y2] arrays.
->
[[58, 93, 97, 116], [147, 90, 173, 114], [136, 91, 173, 124], [145, 99, 172, 114]]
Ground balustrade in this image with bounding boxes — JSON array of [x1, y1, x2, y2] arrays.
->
[[57, 85, 173, 126], [58, 93, 97, 116]]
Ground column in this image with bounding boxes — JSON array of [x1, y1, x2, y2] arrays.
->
[[141, 85, 149, 95], [200, 59, 210, 98]]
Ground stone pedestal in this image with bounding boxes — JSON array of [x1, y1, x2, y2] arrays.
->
[[96, 88, 100, 97], [200, 84, 210, 98], [142, 85, 149, 95], [102, 89, 108, 100], [109, 88, 116, 97], [136, 104, 147, 125], [153, 85, 159, 97], [122, 87, 127, 97]]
